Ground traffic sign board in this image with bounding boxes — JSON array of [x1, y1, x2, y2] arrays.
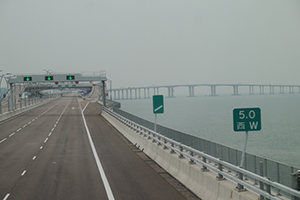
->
[[233, 108, 261, 132], [153, 95, 164, 114]]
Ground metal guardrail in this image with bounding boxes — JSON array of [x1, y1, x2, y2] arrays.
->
[[104, 107, 300, 200], [113, 107, 299, 190]]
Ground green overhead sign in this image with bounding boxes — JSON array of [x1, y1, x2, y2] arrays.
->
[[233, 108, 261, 132], [153, 95, 164, 114], [66, 75, 75, 80], [23, 77, 32, 81], [45, 76, 53, 81]]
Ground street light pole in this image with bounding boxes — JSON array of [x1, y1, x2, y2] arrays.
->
[[108, 79, 112, 100], [0, 72, 13, 113]]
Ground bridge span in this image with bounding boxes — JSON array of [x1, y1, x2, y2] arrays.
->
[[0, 94, 196, 200], [1, 90, 300, 199], [108, 84, 300, 100]]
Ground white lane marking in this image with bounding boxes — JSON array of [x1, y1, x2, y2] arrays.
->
[[44, 138, 48, 143], [3, 193, 10, 200], [9, 132, 15, 137], [48, 132, 52, 137], [21, 170, 26, 176], [32, 156, 36, 160], [40, 146, 43, 150], [28, 121, 31, 124], [82, 102, 90, 113], [51, 128, 54, 132], [54, 124, 56, 128], [79, 99, 115, 200], [16, 128, 21, 132], [23, 124, 27, 128], [0, 138, 7, 143]]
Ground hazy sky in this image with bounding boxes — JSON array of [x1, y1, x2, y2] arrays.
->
[[1, 0, 300, 88]]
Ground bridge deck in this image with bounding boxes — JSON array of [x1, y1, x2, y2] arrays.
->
[[0, 95, 198, 200]]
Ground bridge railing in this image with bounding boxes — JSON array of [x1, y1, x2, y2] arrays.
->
[[107, 107, 300, 200]]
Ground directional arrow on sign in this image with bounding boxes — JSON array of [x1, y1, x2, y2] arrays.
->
[[154, 105, 163, 112]]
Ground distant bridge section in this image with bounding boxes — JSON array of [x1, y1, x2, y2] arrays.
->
[[108, 84, 300, 100]]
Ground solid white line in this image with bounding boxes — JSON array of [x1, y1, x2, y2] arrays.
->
[[82, 102, 90, 113], [21, 170, 26, 176], [79, 99, 115, 200], [9, 132, 15, 137], [0, 138, 7, 143], [3, 193, 10, 200]]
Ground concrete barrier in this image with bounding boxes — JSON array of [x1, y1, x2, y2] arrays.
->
[[0, 98, 57, 122], [102, 111, 265, 200]]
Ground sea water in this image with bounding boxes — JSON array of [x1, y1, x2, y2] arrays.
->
[[117, 94, 300, 168]]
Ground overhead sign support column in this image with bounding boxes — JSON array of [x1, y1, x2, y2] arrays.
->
[[102, 80, 106, 107]]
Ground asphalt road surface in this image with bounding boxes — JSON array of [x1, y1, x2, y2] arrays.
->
[[0, 94, 197, 200]]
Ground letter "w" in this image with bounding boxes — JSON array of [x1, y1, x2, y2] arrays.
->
[[249, 121, 258, 129]]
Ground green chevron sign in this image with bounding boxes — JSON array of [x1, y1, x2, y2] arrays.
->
[[153, 95, 164, 114]]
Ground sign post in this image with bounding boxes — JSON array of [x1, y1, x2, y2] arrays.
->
[[233, 107, 261, 168], [153, 95, 164, 132]]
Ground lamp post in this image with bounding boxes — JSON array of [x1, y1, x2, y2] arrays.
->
[[107, 79, 112, 100], [0, 69, 3, 99], [0, 72, 13, 113], [43, 69, 53, 75]]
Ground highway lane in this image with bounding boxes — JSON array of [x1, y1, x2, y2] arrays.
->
[[0, 97, 67, 198], [0, 94, 190, 200], [84, 102, 188, 200]]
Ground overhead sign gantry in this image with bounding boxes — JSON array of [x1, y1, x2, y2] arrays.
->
[[9, 73, 106, 83], [7, 72, 108, 110]]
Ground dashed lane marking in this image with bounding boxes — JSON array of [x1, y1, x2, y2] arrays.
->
[[9, 133, 15, 137], [21, 170, 26, 176], [0, 138, 7, 143], [3, 193, 10, 200]]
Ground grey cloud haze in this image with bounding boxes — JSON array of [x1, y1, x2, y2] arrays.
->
[[1, 0, 300, 88]]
